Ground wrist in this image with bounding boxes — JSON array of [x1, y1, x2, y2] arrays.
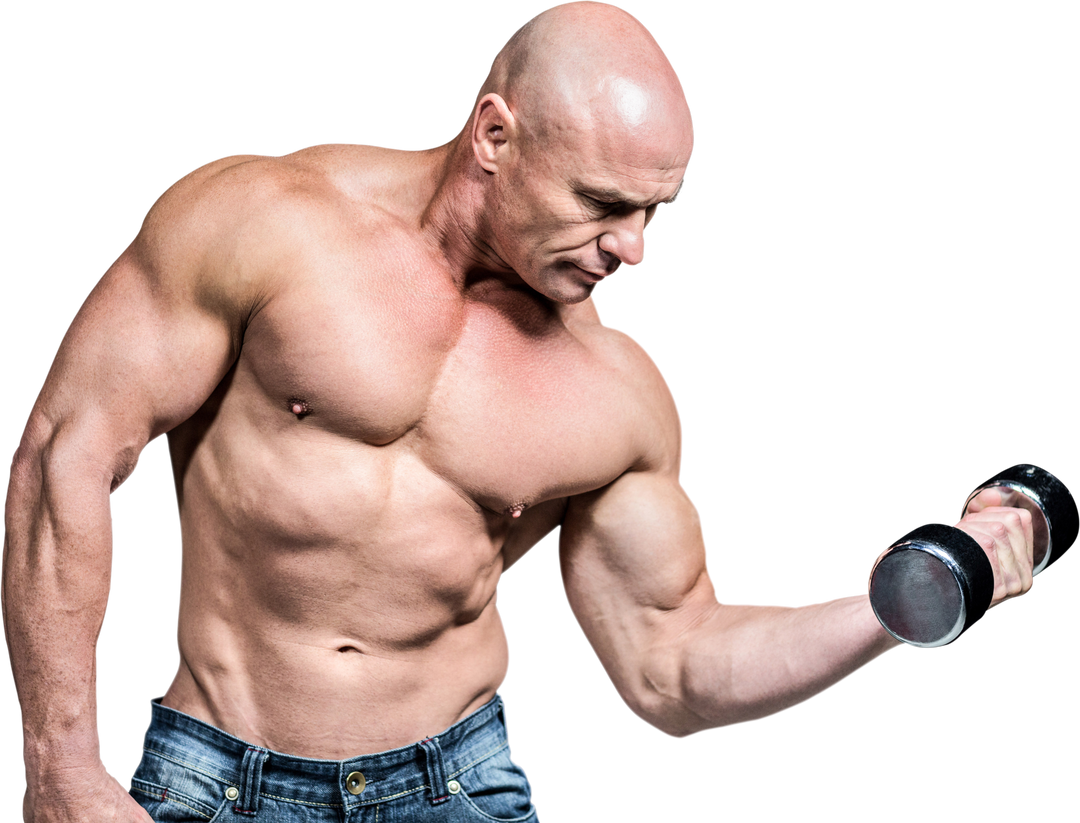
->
[[23, 726, 103, 784]]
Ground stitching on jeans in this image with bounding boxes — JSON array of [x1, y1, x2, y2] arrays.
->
[[131, 786, 214, 820], [257, 791, 343, 809], [447, 741, 510, 779], [143, 746, 228, 785], [357, 784, 426, 804]]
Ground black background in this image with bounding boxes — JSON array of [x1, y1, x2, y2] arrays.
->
[[6, 3, 1071, 816]]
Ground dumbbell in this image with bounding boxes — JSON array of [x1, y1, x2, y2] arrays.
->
[[868, 464, 1078, 647]]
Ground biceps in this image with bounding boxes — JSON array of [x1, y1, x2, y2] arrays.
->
[[560, 471, 713, 631]]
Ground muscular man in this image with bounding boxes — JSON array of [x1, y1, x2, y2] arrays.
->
[[5, 4, 1036, 822]]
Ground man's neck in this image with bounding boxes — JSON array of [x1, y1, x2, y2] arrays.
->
[[409, 133, 578, 326], [419, 132, 519, 289]]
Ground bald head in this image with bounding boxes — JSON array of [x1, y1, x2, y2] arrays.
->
[[458, 4, 692, 303], [479, 2, 692, 157]]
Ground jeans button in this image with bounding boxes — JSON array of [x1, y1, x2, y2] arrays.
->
[[225, 787, 239, 801], [346, 771, 367, 795], [448, 779, 461, 795]]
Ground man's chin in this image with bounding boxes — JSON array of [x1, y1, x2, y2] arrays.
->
[[539, 279, 597, 305]]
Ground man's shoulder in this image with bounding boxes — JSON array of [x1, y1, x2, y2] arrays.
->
[[567, 304, 667, 388], [566, 304, 681, 473], [130, 145, 423, 293], [144, 145, 408, 238]]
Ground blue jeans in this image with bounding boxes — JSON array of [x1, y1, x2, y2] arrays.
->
[[130, 695, 537, 822]]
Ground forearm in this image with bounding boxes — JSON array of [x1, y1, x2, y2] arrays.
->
[[3, 434, 114, 776], [641, 594, 898, 736]]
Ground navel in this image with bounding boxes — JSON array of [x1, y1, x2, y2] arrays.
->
[[288, 398, 312, 419]]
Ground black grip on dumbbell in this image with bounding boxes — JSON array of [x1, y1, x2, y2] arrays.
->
[[869, 523, 994, 647]]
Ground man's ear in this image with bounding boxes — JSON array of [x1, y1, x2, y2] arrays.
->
[[472, 93, 516, 173]]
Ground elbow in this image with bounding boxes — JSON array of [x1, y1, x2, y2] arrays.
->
[[9, 422, 58, 515], [634, 689, 749, 739], [10, 412, 135, 501], [8, 432, 46, 511], [623, 649, 722, 739], [627, 685, 716, 739], [627, 629, 768, 737], [5, 420, 114, 571]]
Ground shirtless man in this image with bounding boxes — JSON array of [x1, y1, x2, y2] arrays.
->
[[4, 4, 1037, 822]]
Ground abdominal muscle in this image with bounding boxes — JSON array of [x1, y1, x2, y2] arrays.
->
[[162, 603, 509, 759], [159, 417, 516, 760]]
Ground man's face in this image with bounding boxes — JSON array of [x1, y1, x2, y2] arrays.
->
[[489, 112, 691, 304]]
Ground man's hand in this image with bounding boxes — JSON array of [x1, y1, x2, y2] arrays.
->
[[955, 487, 1035, 607], [24, 764, 152, 823]]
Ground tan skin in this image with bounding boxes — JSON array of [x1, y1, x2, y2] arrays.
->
[[3, 4, 1035, 822]]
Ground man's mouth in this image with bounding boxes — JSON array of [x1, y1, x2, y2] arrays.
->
[[578, 267, 606, 280]]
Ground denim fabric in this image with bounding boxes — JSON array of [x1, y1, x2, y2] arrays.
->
[[130, 695, 537, 822]]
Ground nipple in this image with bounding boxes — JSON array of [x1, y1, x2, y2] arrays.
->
[[508, 503, 526, 519], [288, 398, 311, 419]]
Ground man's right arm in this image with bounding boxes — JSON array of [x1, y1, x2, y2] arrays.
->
[[3, 158, 263, 822]]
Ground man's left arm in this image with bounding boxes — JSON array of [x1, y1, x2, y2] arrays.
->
[[559, 466, 895, 736], [559, 458, 1033, 736]]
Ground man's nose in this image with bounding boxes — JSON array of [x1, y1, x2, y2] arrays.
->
[[598, 210, 646, 266]]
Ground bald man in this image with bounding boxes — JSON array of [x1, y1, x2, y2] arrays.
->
[[5, 4, 1036, 823]]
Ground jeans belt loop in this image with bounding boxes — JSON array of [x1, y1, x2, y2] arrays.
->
[[419, 736, 450, 805], [236, 745, 271, 816]]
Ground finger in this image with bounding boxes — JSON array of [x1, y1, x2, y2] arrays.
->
[[958, 508, 1034, 603], [1015, 507, 1032, 578], [968, 506, 1034, 569], [964, 486, 1007, 515], [968, 508, 1032, 595]]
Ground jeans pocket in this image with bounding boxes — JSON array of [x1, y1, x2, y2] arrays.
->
[[452, 747, 537, 822], [131, 777, 227, 822], [131, 746, 233, 823]]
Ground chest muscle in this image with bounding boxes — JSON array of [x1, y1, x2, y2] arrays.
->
[[238, 282, 636, 515]]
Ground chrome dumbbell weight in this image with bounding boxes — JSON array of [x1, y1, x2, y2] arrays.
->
[[868, 464, 1078, 647]]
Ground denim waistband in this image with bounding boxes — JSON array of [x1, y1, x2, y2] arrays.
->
[[140, 695, 509, 808]]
